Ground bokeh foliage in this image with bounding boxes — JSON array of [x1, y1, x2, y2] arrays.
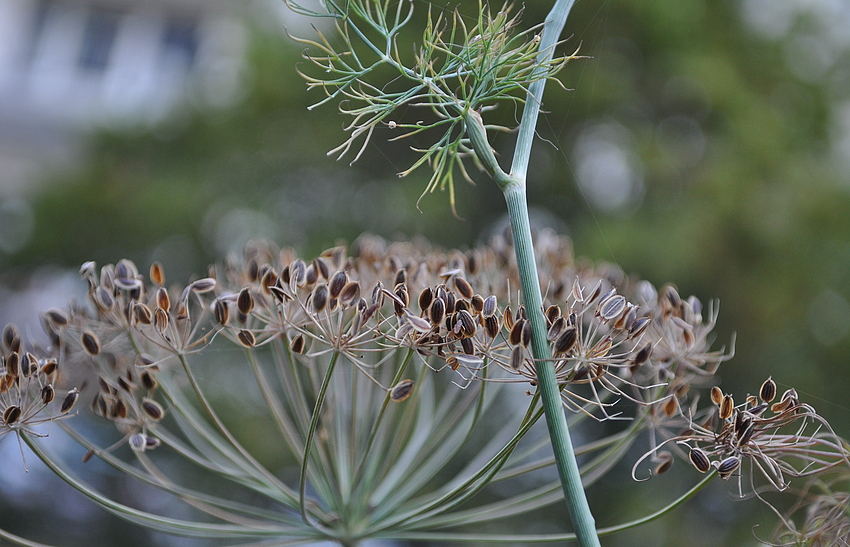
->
[[2, 0, 850, 545]]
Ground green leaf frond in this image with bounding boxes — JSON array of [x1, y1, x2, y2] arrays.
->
[[290, 0, 580, 212]]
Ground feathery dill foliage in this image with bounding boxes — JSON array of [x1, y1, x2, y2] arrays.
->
[[0, 231, 846, 545], [286, 0, 577, 213]]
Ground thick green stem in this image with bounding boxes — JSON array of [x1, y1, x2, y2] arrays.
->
[[503, 185, 601, 547]]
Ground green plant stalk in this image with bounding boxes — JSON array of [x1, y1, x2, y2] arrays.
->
[[465, 0, 598, 543]]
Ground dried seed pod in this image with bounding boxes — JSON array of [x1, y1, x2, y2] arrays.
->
[[190, 278, 216, 293], [134, 303, 153, 325], [3, 405, 22, 424], [156, 287, 170, 311], [236, 287, 254, 315], [213, 299, 229, 326], [627, 316, 651, 339], [290, 260, 306, 286], [129, 433, 147, 453], [237, 330, 256, 348], [719, 394, 734, 420], [291, 334, 306, 354], [145, 436, 161, 450], [2, 325, 20, 355], [548, 316, 566, 341], [737, 419, 756, 446], [521, 319, 532, 347], [141, 398, 165, 421], [45, 308, 69, 327], [313, 257, 329, 281], [404, 311, 432, 333], [454, 277, 474, 300], [654, 451, 673, 475], [503, 305, 514, 330], [418, 287, 434, 311], [460, 337, 475, 355], [94, 286, 114, 311], [663, 396, 679, 417], [141, 371, 157, 391], [759, 377, 777, 403], [81, 331, 101, 356], [150, 261, 165, 286], [40, 358, 58, 377], [305, 264, 318, 286], [597, 294, 627, 322], [689, 447, 711, 473], [61, 388, 80, 413], [154, 308, 169, 333], [717, 455, 741, 478], [456, 309, 476, 338], [112, 398, 128, 419], [510, 346, 524, 371], [429, 298, 446, 326], [509, 319, 526, 346], [633, 342, 652, 366], [310, 284, 328, 314], [20, 352, 36, 377], [339, 281, 361, 308], [394, 268, 407, 286], [261, 268, 277, 294], [484, 315, 500, 338], [482, 295, 497, 318], [710, 386, 723, 405], [444, 292, 456, 315], [553, 326, 577, 355], [454, 299, 469, 313], [545, 305, 562, 326], [390, 379, 414, 403], [470, 294, 484, 314]]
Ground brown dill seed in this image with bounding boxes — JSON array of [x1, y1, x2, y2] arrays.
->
[[150, 261, 165, 286], [663, 396, 679, 417], [305, 264, 318, 286], [21, 352, 36, 377], [61, 388, 80, 413], [454, 300, 469, 313], [134, 303, 153, 325], [45, 308, 69, 327], [329, 271, 348, 300], [457, 309, 476, 338], [3, 405, 22, 424], [510, 346, 524, 370], [470, 294, 484, 314], [454, 277, 474, 300], [548, 316, 566, 341], [719, 394, 734, 420], [291, 334, 306, 354], [81, 331, 101, 356], [237, 330, 256, 347], [737, 419, 755, 446], [6, 352, 19, 378], [40, 384, 55, 405], [445, 292, 456, 314], [429, 298, 446, 326], [710, 386, 723, 405], [390, 379, 415, 403], [40, 358, 58, 377], [545, 305, 561, 326], [503, 305, 514, 330], [509, 319, 525, 346], [553, 326, 577, 355], [633, 342, 652, 366], [141, 371, 157, 390], [310, 284, 328, 314], [94, 286, 114, 311], [154, 308, 169, 333], [214, 299, 229, 326], [482, 295, 497, 318], [237, 288, 255, 315], [598, 294, 627, 322], [418, 287, 434, 311], [759, 377, 777, 403], [339, 281, 361, 308], [689, 447, 711, 473], [113, 398, 128, 419], [717, 455, 741, 478], [654, 452, 673, 475], [141, 398, 165, 421], [313, 257, 329, 280], [460, 337, 475, 355], [484, 315, 500, 338], [3, 324, 20, 353], [156, 287, 170, 311], [190, 278, 216, 293], [627, 316, 651, 339], [261, 268, 277, 294]]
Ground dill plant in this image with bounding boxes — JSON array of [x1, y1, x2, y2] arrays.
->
[[1, 1, 849, 546]]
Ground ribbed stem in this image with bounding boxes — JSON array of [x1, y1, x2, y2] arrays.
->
[[504, 185, 601, 547]]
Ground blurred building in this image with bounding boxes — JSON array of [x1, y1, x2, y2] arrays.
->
[[0, 0, 249, 195]]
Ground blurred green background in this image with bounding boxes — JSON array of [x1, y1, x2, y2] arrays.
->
[[1, 0, 849, 545]]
